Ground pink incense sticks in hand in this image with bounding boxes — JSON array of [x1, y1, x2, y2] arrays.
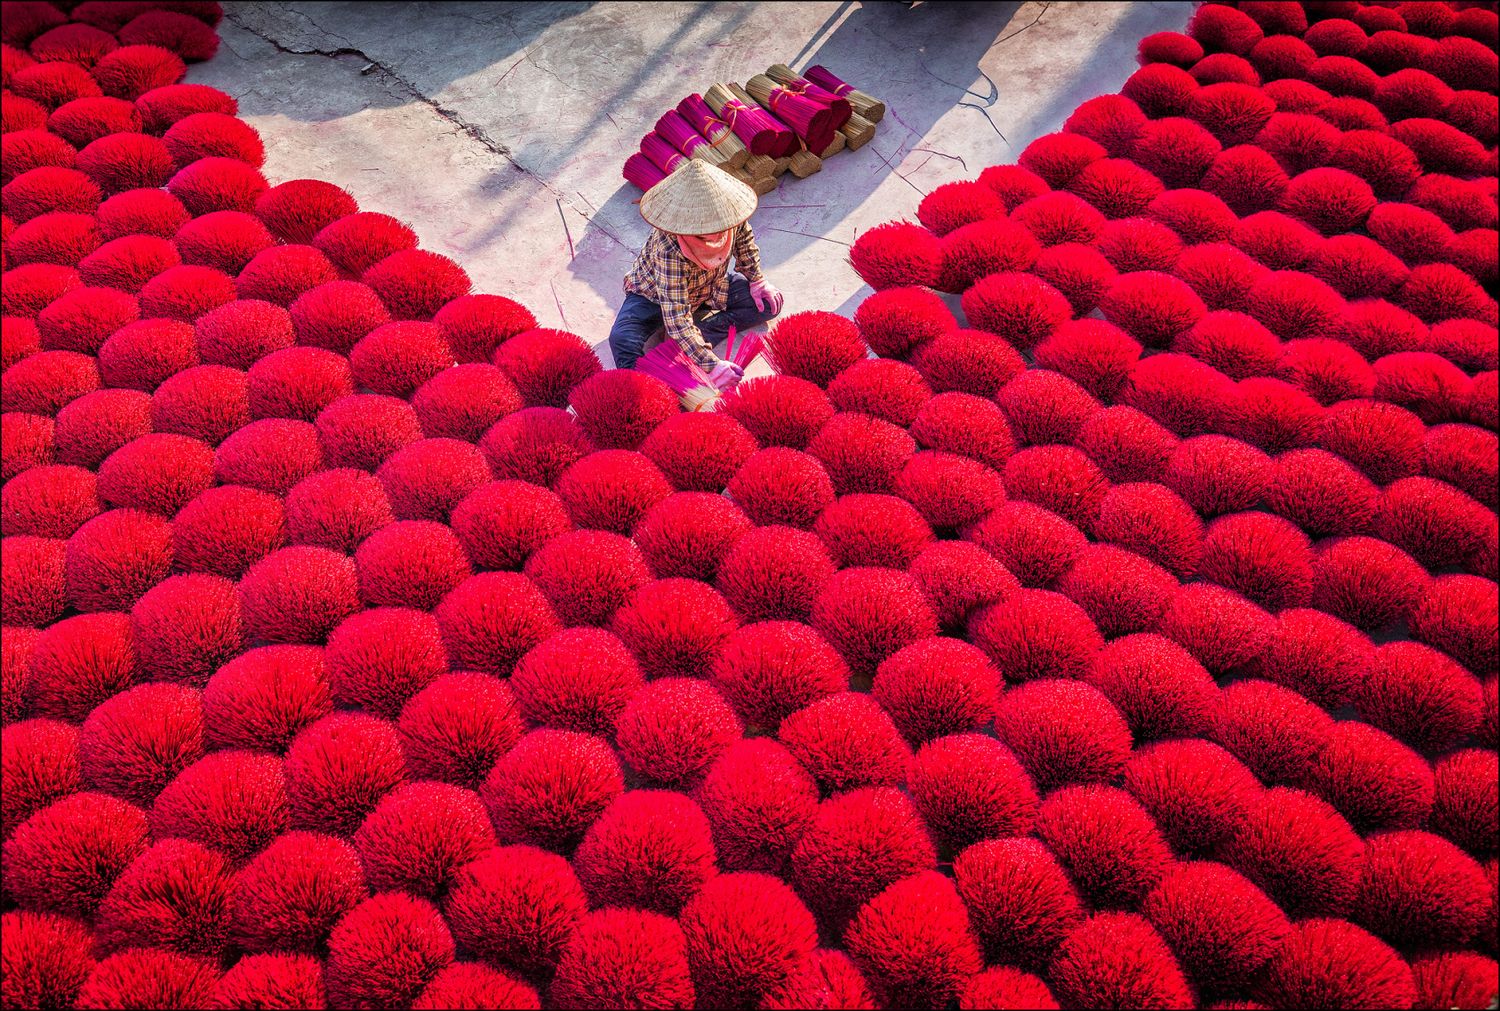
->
[[635, 325, 765, 410]]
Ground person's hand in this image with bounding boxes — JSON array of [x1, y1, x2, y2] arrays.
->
[[708, 359, 743, 391], [749, 278, 784, 316]]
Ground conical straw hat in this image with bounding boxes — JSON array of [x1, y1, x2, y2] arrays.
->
[[639, 159, 758, 235]]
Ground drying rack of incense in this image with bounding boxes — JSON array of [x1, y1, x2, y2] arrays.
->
[[623, 64, 886, 196]]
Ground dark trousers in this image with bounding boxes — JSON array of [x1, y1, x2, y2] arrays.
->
[[608, 272, 780, 370]]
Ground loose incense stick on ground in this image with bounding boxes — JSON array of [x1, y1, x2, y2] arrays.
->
[[805, 64, 885, 122]]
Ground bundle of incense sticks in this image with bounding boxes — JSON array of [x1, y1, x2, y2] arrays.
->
[[675, 94, 752, 169], [745, 73, 836, 152], [726, 83, 796, 158], [623, 66, 878, 190], [766, 64, 852, 130], [786, 149, 821, 178], [804, 64, 885, 122], [705, 83, 791, 157], [765, 63, 869, 150], [640, 132, 687, 175], [656, 109, 743, 171], [837, 112, 876, 150], [743, 154, 777, 179], [623, 152, 667, 191], [636, 325, 764, 410], [636, 343, 723, 411]]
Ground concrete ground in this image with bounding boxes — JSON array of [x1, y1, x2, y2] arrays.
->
[[195, 1, 1190, 368]]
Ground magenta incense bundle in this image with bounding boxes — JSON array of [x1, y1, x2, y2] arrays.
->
[[766, 63, 852, 131], [623, 152, 667, 191], [804, 64, 886, 122], [705, 82, 789, 156], [746, 73, 836, 151], [640, 132, 687, 175], [676, 93, 751, 168], [655, 109, 739, 170]]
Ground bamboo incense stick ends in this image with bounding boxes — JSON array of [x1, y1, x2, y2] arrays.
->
[[787, 149, 822, 178], [839, 112, 875, 150], [743, 154, 776, 181]]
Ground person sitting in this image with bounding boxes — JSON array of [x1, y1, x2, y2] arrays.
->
[[609, 160, 784, 386]]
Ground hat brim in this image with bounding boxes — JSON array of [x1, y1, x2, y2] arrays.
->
[[639, 159, 758, 235]]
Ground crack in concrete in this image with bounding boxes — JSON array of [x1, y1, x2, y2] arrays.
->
[[987, 1, 1053, 50], [220, 3, 640, 262], [223, 6, 518, 163]]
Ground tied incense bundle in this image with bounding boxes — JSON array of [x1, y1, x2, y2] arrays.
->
[[836, 111, 876, 150], [675, 94, 751, 170], [636, 342, 722, 411], [706, 82, 792, 157], [656, 109, 743, 171], [765, 62, 868, 151], [640, 132, 687, 175], [804, 64, 885, 122], [623, 153, 667, 191], [765, 64, 852, 131], [637, 325, 764, 411], [745, 73, 835, 152], [727, 83, 797, 158]]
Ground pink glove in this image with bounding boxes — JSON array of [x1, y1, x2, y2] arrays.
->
[[708, 360, 743, 391], [749, 278, 784, 316]]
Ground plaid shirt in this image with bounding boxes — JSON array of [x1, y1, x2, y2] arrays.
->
[[623, 223, 765, 368]]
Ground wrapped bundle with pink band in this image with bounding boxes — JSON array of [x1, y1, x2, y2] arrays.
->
[[765, 64, 852, 130], [623, 153, 668, 191], [676, 94, 751, 169], [705, 82, 790, 156], [640, 132, 688, 175], [804, 64, 886, 122], [746, 74, 835, 152], [656, 109, 743, 170]]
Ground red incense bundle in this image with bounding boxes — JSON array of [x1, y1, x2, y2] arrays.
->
[[804, 65, 886, 122], [640, 132, 687, 175], [656, 109, 737, 170], [746, 74, 834, 152], [766, 64, 852, 131], [727, 82, 798, 156], [705, 83, 787, 156], [624, 153, 667, 191]]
